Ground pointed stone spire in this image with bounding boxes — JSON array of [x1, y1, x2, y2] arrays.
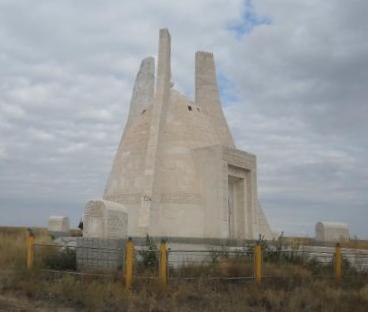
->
[[156, 28, 171, 98], [127, 57, 155, 123], [138, 28, 172, 232], [195, 51, 235, 147]]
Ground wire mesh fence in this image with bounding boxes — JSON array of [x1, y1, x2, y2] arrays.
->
[[23, 235, 368, 288], [134, 245, 160, 280], [168, 249, 255, 281]]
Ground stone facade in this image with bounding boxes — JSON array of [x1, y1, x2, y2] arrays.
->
[[86, 28, 272, 240]]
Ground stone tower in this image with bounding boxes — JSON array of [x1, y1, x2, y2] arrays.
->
[[91, 29, 271, 240]]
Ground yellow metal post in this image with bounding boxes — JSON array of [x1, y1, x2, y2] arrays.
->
[[159, 240, 168, 287], [254, 243, 262, 285], [124, 238, 134, 289], [335, 243, 342, 284], [26, 232, 35, 270]]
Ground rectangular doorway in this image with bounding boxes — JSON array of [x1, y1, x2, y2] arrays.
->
[[228, 175, 245, 239]]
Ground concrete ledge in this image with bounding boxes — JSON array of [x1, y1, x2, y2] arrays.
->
[[130, 236, 259, 247]]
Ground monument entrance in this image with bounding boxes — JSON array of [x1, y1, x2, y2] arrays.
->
[[228, 174, 246, 239]]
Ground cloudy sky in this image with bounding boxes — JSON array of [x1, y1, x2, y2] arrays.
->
[[1, 0, 367, 238]]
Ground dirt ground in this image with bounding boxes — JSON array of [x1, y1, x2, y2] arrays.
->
[[0, 294, 77, 312]]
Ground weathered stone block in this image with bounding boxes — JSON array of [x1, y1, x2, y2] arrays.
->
[[315, 222, 350, 242], [48, 216, 70, 234], [83, 200, 128, 239]]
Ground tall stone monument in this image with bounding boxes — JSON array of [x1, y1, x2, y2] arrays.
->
[[84, 28, 272, 240]]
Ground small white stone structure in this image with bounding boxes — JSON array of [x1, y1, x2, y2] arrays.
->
[[315, 222, 350, 242], [83, 200, 128, 239], [83, 29, 272, 240], [48, 216, 70, 233]]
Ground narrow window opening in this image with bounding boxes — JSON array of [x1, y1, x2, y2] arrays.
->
[[187, 105, 192, 111]]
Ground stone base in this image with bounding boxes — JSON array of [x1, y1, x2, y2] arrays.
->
[[76, 238, 125, 272], [74, 236, 368, 272]]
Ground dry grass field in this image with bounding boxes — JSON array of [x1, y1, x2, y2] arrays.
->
[[0, 227, 367, 312], [284, 236, 368, 250]]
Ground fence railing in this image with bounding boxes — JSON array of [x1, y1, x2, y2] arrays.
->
[[25, 233, 367, 289]]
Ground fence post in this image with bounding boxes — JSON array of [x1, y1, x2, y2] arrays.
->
[[335, 243, 342, 284], [254, 242, 262, 285], [124, 237, 134, 289], [26, 231, 35, 270], [159, 240, 168, 287]]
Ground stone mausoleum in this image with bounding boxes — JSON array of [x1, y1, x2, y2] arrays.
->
[[315, 222, 350, 242], [83, 29, 272, 241]]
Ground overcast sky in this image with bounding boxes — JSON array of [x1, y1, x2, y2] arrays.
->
[[0, 0, 367, 238]]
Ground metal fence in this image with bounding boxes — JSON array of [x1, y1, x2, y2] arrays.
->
[[25, 234, 368, 289]]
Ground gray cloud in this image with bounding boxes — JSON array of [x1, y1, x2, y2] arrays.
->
[[0, 0, 367, 238], [223, 0, 368, 236]]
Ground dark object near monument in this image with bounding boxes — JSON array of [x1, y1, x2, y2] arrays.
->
[[78, 219, 83, 231]]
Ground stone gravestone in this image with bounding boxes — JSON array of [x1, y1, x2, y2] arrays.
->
[[77, 200, 128, 271], [315, 221, 350, 242], [83, 199, 128, 239], [48, 216, 70, 237]]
